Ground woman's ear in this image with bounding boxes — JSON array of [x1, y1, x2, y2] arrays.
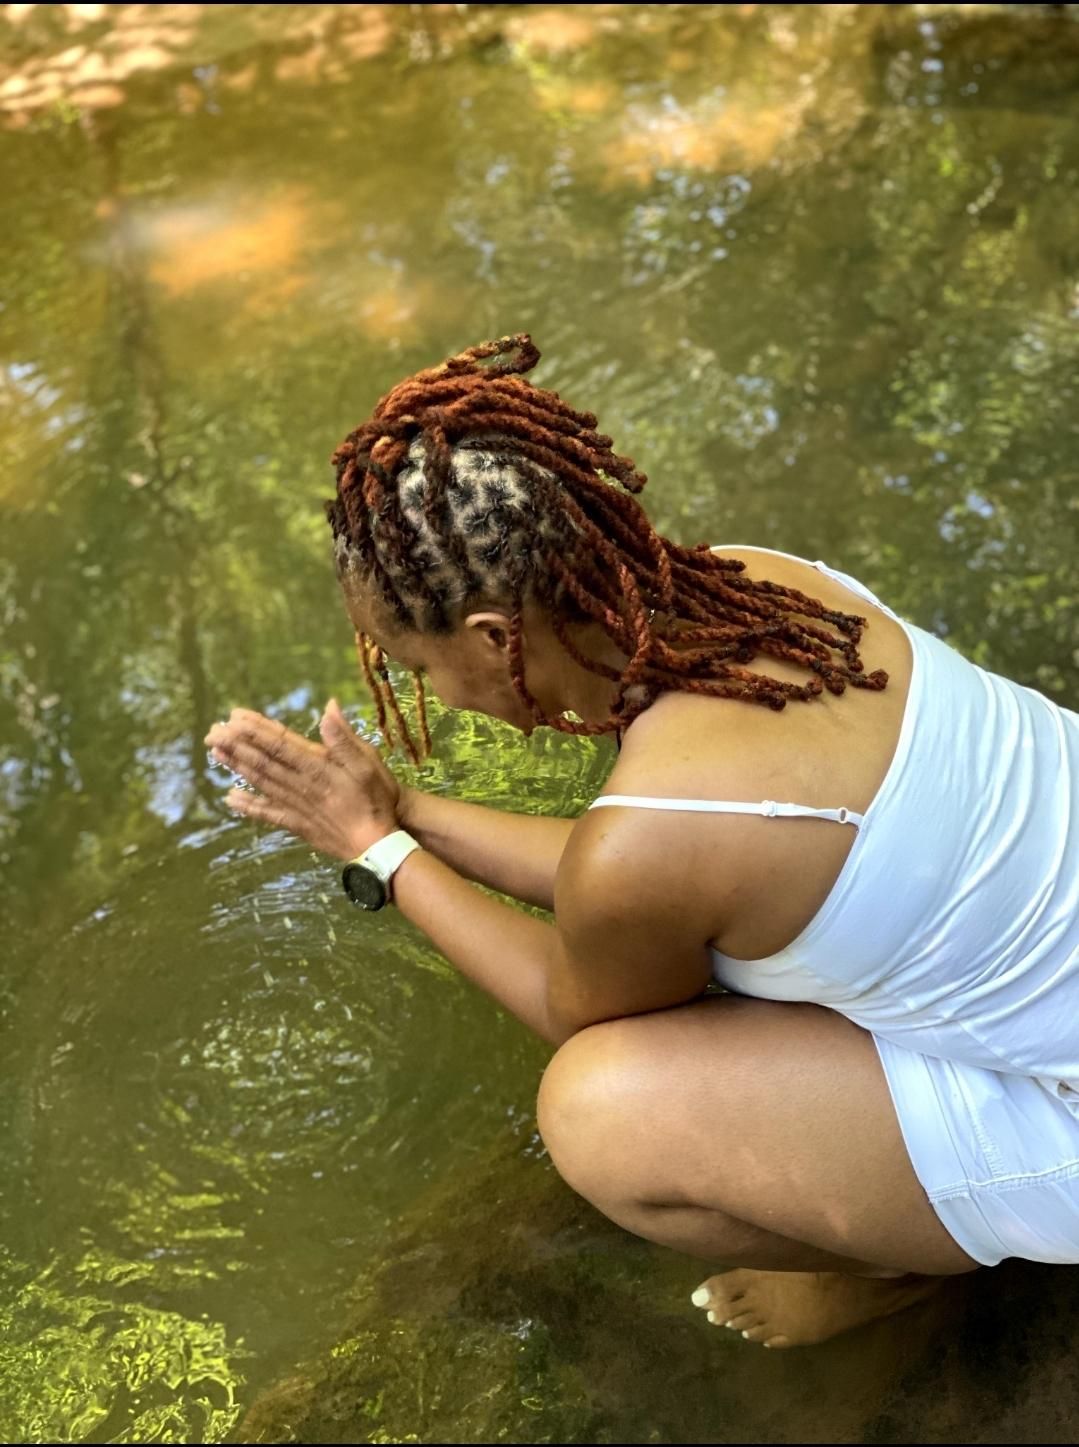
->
[[464, 610, 513, 653]]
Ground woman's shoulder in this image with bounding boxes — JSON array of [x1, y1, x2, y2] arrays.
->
[[605, 689, 770, 801], [710, 543, 898, 625], [563, 696, 748, 938], [598, 563, 915, 832]]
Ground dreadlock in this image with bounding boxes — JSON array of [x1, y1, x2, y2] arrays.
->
[[325, 334, 887, 762]]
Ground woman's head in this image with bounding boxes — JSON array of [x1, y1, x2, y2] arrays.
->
[[326, 335, 886, 761]]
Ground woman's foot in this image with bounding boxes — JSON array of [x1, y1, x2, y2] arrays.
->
[[690, 1268, 941, 1347]]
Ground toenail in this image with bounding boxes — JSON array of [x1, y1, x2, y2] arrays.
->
[[741, 1330, 751, 1339], [691, 1287, 710, 1307], [724, 1320, 737, 1329], [707, 1310, 716, 1323]]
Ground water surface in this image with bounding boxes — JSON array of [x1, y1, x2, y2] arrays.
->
[[2, 4, 1078, 1441]]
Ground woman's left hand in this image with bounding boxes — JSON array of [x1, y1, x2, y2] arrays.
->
[[204, 699, 402, 861]]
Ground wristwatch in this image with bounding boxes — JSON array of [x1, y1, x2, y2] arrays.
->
[[341, 830, 421, 911]]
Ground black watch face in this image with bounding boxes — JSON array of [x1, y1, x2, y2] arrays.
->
[[342, 863, 387, 911]]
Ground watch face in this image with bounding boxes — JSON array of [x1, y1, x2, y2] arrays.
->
[[342, 863, 387, 911]]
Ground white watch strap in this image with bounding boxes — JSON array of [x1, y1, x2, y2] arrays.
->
[[356, 830, 421, 896]]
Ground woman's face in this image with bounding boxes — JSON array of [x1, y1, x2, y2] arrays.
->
[[342, 580, 541, 734]]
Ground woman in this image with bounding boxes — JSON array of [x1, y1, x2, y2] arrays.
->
[[205, 335, 1079, 1350]]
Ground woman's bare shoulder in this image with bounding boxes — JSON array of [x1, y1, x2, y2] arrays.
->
[[597, 542, 914, 815]]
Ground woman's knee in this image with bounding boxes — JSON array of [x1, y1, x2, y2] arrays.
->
[[537, 1017, 646, 1200], [537, 1016, 765, 1259], [536, 1009, 726, 1202], [537, 997, 759, 1190]]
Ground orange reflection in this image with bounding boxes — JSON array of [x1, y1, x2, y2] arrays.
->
[[505, 7, 600, 56], [602, 90, 822, 184], [146, 191, 310, 298]]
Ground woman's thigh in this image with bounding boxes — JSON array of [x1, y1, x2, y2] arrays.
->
[[537, 995, 978, 1276]]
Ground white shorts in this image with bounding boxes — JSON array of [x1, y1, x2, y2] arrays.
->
[[875, 1035, 1079, 1267]]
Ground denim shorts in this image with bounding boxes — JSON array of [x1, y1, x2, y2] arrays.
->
[[874, 1034, 1079, 1266]]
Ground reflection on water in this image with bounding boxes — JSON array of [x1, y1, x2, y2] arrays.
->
[[2, 3, 1078, 1441]]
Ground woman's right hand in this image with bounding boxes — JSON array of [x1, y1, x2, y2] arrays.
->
[[207, 700, 408, 862]]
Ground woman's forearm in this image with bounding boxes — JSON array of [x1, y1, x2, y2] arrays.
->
[[390, 847, 565, 1044], [397, 787, 574, 910], [208, 710, 577, 1041]]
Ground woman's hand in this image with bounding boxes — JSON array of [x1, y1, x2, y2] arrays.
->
[[204, 699, 402, 861]]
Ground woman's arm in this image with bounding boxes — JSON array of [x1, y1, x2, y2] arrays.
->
[[205, 704, 714, 1047], [398, 787, 573, 910], [390, 847, 564, 1042], [389, 801, 716, 1046], [206, 705, 573, 1038]]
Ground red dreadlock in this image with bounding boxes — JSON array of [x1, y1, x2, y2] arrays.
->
[[325, 334, 887, 760]]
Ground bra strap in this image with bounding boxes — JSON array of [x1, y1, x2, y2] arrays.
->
[[588, 795, 863, 827]]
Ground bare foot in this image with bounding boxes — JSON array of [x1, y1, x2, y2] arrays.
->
[[690, 1268, 941, 1348]]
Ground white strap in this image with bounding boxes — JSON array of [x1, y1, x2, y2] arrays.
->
[[356, 829, 422, 886], [588, 795, 863, 828]]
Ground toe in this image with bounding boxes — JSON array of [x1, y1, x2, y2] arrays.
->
[[763, 1334, 792, 1349], [692, 1270, 749, 1315], [710, 1269, 752, 1305], [741, 1324, 774, 1344], [723, 1311, 759, 1331]]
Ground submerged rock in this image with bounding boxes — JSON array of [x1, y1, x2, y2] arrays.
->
[[237, 1119, 1079, 1444], [236, 1127, 652, 1443]]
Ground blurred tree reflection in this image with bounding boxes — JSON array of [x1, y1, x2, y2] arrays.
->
[[2, 2, 1077, 929]]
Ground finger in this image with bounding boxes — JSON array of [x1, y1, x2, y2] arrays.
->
[[208, 712, 322, 771], [233, 712, 321, 767], [319, 700, 382, 777], [226, 788, 305, 834], [319, 697, 356, 751], [207, 723, 313, 784], [211, 736, 312, 797], [210, 710, 318, 765]]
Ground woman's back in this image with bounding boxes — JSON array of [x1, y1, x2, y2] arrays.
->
[[609, 546, 1079, 1096], [609, 545, 916, 960]]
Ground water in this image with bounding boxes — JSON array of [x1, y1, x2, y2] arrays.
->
[[2, 4, 1078, 1442]]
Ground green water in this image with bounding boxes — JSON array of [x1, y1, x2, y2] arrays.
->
[[2, 4, 1078, 1442]]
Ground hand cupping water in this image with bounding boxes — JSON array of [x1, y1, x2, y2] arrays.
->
[[204, 699, 401, 861]]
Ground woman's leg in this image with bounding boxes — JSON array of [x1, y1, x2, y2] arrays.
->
[[536, 995, 980, 1347]]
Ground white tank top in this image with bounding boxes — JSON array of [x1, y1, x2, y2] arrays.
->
[[589, 549, 1079, 1108]]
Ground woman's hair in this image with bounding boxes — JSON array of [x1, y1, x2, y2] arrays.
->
[[326, 334, 887, 762]]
